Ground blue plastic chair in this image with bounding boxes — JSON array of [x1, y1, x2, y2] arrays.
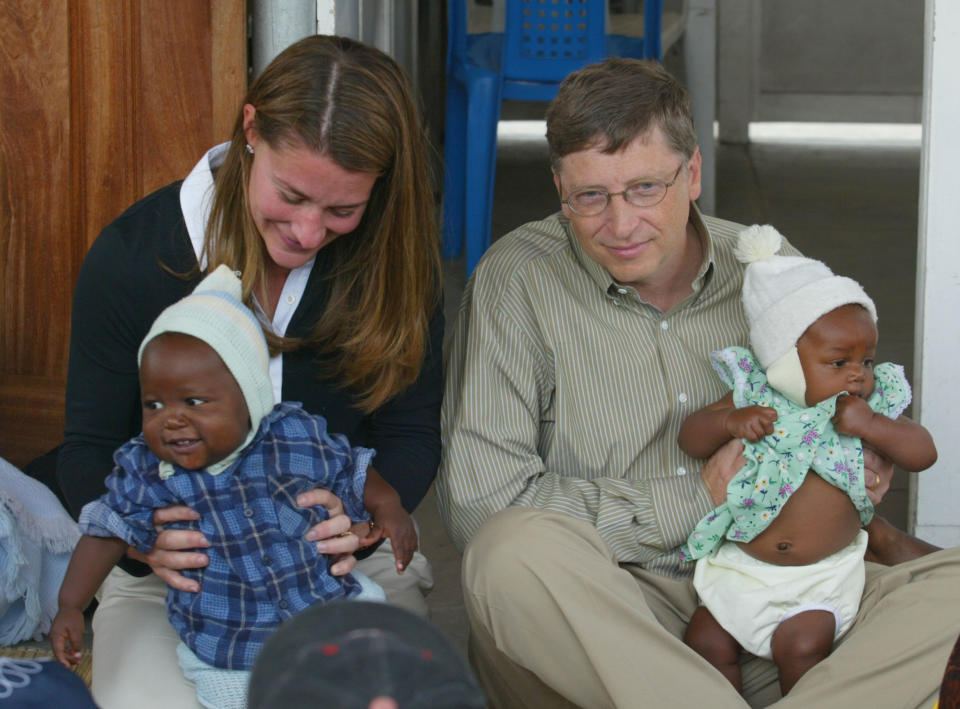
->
[[442, 0, 663, 274]]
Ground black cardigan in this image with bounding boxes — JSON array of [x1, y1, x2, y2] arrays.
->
[[58, 181, 443, 540]]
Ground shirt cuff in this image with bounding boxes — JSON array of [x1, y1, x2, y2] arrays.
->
[[648, 473, 714, 551]]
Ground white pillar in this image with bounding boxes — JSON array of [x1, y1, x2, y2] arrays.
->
[[913, 0, 960, 547], [716, 0, 755, 145], [317, 0, 335, 35], [251, 0, 317, 76], [686, 0, 717, 215]]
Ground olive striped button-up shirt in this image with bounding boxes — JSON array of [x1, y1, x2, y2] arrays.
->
[[438, 209, 798, 577]]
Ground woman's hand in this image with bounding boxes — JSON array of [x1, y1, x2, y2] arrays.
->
[[701, 438, 746, 506], [863, 444, 893, 506], [298, 488, 360, 576], [127, 505, 210, 593]]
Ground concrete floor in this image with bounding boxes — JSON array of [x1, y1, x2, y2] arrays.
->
[[422, 124, 922, 656]]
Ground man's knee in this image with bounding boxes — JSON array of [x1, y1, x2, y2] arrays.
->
[[463, 507, 555, 596], [462, 507, 613, 620]]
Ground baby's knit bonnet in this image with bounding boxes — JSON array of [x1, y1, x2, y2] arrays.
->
[[138, 264, 275, 442], [735, 224, 877, 405]]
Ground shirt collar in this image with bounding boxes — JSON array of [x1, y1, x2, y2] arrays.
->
[[564, 202, 717, 299], [180, 142, 230, 268], [688, 203, 716, 291]]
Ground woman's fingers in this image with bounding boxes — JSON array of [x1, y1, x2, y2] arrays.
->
[[314, 527, 361, 556], [297, 488, 345, 517], [151, 564, 203, 593], [154, 527, 210, 553], [329, 552, 357, 577], [151, 504, 200, 528], [130, 525, 209, 594]]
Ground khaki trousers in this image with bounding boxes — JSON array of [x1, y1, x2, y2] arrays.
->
[[463, 507, 960, 709], [90, 539, 433, 709]]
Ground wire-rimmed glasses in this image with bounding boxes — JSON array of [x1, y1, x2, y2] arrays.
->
[[561, 162, 685, 217]]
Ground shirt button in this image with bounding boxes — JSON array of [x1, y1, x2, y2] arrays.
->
[[262, 555, 272, 566], [285, 294, 296, 305], [678, 392, 688, 403], [617, 287, 628, 295], [243, 507, 254, 518], [278, 599, 288, 610], [660, 320, 669, 330], [677, 466, 687, 476]]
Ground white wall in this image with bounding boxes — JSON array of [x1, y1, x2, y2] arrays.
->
[[913, 0, 960, 547]]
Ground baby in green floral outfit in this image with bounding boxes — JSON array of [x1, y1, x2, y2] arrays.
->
[[678, 225, 937, 696]]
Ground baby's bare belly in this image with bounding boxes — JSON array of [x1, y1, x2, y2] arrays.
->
[[737, 472, 863, 566]]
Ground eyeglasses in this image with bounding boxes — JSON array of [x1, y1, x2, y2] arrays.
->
[[560, 162, 685, 217]]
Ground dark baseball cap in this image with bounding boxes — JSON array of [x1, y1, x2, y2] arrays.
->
[[248, 601, 486, 709]]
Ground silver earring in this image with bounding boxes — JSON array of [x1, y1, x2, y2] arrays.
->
[[245, 143, 254, 154]]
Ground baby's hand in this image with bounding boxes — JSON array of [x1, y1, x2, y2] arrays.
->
[[50, 607, 85, 668], [725, 405, 777, 442], [833, 394, 875, 438], [369, 505, 418, 574]]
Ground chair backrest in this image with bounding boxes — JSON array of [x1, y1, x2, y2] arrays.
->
[[501, 0, 609, 83]]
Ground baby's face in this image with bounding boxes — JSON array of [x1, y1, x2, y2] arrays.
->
[[796, 304, 878, 406], [139, 333, 250, 470]]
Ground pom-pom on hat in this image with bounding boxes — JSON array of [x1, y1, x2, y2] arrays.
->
[[138, 265, 274, 439], [737, 224, 877, 370]]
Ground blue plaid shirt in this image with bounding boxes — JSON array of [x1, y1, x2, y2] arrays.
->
[[79, 402, 372, 670]]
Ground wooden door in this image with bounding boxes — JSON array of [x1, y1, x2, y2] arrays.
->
[[0, 0, 246, 467]]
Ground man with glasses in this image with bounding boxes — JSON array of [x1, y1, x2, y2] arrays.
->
[[438, 58, 960, 708]]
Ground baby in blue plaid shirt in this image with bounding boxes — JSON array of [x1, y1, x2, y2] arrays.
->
[[50, 266, 414, 708]]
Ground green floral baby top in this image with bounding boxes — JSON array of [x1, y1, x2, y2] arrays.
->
[[680, 346, 911, 562]]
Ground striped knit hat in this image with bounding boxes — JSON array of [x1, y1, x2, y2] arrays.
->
[[138, 265, 274, 437]]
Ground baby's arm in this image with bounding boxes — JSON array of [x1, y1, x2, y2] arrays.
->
[[679, 392, 778, 459], [50, 535, 128, 667], [833, 396, 937, 471], [359, 467, 417, 573]]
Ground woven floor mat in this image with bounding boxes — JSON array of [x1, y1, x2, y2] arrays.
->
[[0, 645, 93, 686]]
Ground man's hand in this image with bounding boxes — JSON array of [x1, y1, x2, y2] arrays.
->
[[701, 438, 746, 506], [725, 405, 777, 442], [862, 445, 893, 506]]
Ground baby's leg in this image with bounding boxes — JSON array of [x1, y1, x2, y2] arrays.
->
[[865, 515, 940, 565], [685, 606, 743, 692], [770, 609, 835, 695]]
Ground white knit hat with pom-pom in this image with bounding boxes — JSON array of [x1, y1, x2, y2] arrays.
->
[[737, 224, 877, 370]]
